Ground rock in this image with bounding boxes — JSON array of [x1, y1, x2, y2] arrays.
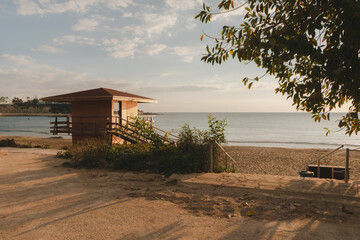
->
[[226, 213, 232, 219]]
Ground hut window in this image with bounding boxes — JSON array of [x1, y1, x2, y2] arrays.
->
[[113, 102, 119, 114]]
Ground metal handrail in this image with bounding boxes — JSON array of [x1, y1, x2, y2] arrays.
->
[[310, 145, 344, 164], [307, 145, 344, 179]]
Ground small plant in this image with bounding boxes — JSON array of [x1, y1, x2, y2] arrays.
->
[[19, 142, 33, 148], [207, 114, 227, 144], [57, 151, 73, 159], [121, 116, 164, 147], [216, 165, 236, 173], [0, 138, 18, 147]]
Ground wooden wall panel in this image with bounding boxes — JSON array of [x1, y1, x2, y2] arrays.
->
[[71, 100, 112, 144], [72, 100, 112, 117], [121, 101, 138, 120]]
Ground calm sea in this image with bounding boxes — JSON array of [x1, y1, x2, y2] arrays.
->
[[1, 112, 360, 149]]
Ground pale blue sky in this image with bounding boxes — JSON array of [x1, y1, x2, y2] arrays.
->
[[0, 0, 298, 112]]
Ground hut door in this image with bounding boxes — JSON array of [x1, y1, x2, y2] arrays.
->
[[118, 101, 122, 125]]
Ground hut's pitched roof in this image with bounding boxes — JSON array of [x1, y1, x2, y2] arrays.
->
[[41, 88, 157, 103]]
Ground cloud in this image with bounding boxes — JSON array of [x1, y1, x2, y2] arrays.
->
[[31, 45, 64, 53], [186, 17, 197, 30], [141, 44, 167, 55], [172, 46, 198, 63], [14, 0, 133, 16], [212, 2, 248, 21], [2, 54, 33, 65], [134, 13, 177, 38], [102, 38, 143, 58], [142, 84, 223, 93], [53, 35, 99, 46], [72, 18, 99, 32], [72, 14, 114, 32], [51, 34, 166, 59], [123, 12, 133, 18], [159, 72, 174, 78], [0, 54, 133, 98], [165, 0, 202, 11]]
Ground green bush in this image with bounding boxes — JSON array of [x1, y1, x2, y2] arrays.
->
[[0, 138, 18, 147], [61, 115, 230, 174]]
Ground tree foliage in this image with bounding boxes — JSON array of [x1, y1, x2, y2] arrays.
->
[[196, 0, 360, 135]]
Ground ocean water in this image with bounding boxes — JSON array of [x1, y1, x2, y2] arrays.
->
[[1, 113, 360, 149]]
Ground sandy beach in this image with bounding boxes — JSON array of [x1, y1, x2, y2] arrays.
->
[[1, 146, 360, 239], [1, 135, 359, 179], [0, 135, 72, 150]]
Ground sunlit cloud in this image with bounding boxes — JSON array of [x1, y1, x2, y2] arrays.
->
[[72, 15, 114, 32], [0, 53, 134, 98], [53, 35, 99, 46], [31, 45, 64, 53], [14, 0, 133, 16]]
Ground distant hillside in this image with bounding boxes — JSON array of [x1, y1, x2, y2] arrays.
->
[[0, 103, 71, 114]]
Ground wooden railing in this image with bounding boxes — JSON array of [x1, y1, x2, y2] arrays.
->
[[107, 116, 178, 145], [50, 116, 71, 135], [50, 115, 178, 145], [214, 141, 237, 169]]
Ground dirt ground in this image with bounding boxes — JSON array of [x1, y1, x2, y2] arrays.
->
[[2, 136, 360, 179], [0, 135, 72, 150], [1, 147, 360, 240]]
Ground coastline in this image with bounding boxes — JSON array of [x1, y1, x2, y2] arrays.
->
[[0, 113, 70, 117], [0, 135, 72, 149]]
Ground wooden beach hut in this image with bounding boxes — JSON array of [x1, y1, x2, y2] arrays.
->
[[41, 88, 157, 144]]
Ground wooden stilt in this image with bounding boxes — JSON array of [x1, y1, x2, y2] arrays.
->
[[345, 148, 350, 183], [209, 141, 213, 173]]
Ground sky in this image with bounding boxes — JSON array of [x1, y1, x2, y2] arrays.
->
[[0, 0, 299, 112]]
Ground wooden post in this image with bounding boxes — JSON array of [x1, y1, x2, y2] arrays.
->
[[209, 141, 213, 173], [345, 148, 350, 183], [93, 122, 96, 136], [67, 116, 70, 135], [331, 155, 334, 179], [54, 117, 58, 135], [225, 154, 228, 169]]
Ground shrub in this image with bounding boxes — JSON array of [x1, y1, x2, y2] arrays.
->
[[0, 138, 18, 147], [65, 140, 110, 168], [57, 151, 73, 159], [61, 115, 230, 174]]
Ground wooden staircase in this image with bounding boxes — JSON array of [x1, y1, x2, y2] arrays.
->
[[50, 116, 178, 145], [107, 117, 178, 145]]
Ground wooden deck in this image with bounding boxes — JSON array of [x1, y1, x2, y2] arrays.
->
[[50, 116, 178, 145]]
